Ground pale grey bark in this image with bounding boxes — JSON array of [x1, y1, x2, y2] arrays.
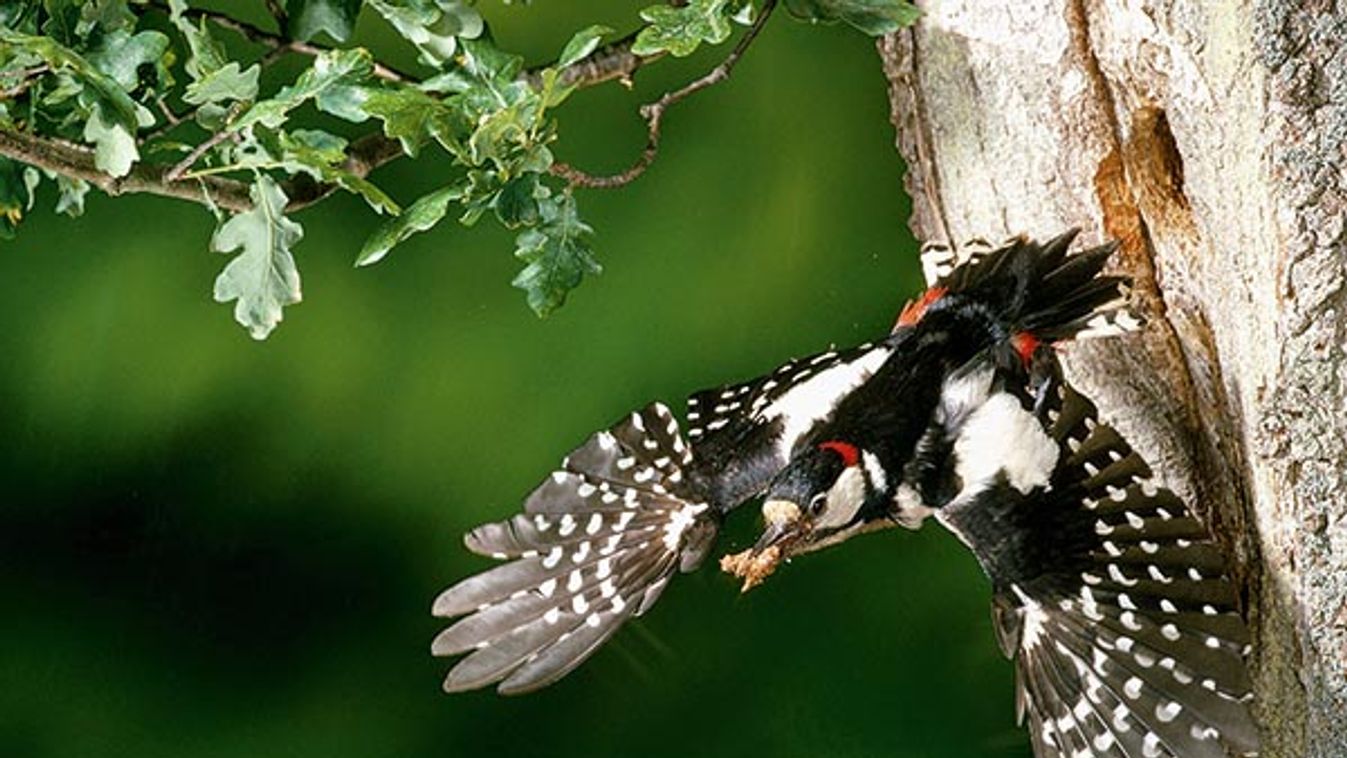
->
[[877, 3, 1346, 756]]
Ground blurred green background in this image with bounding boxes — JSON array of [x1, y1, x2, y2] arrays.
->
[[0, 3, 1032, 757]]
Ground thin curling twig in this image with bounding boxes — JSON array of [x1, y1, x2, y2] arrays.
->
[[550, 0, 779, 190]]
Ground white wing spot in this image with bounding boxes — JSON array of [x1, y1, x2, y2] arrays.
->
[[662, 503, 709, 551], [1124, 676, 1143, 700], [571, 541, 591, 563]]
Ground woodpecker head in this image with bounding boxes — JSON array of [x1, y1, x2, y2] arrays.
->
[[722, 439, 896, 591]]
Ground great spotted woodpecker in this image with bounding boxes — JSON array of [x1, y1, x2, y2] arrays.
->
[[431, 232, 1257, 757]]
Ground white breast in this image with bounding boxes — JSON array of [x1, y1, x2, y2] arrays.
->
[[953, 392, 1058, 495]]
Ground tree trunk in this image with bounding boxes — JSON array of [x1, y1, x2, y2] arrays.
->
[[876, 3, 1345, 756]]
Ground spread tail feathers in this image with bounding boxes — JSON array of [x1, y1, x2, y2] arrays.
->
[[907, 230, 1141, 342]]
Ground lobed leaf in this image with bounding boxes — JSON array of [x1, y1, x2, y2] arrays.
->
[[0, 28, 141, 128], [167, 0, 228, 80], [365, 0, 483, 67], [511, 192, 600, 317], [82, 101, 138, 177], [632, 0, 733, 58], [86, 29, 171, 93], [183, 61, 260, 105], [210, 176, 305, 340], [232, 49, 374, 132]]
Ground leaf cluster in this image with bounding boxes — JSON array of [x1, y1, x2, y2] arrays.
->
[[0, 0, 915, 339]]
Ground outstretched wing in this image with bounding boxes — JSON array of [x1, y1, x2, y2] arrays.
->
[[432, 402, 718, 694], [683, 342, 894, 507], [959, 377, 1258, 758]]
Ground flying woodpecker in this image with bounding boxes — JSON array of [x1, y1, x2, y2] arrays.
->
[[430, 232, 1257, 757]]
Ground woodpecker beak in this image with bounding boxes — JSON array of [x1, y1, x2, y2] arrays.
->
[[754, 499, 803, 551], [719, 500, 803, 593]]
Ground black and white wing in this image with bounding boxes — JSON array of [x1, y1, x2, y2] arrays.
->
[[432, 402, 719, 694], [956, 378, 1259, 758], [683, 341, 895, 508]]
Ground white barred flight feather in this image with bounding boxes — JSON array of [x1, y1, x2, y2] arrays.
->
[[983, 375, 1258, 758], [432, 402, 717, 695]]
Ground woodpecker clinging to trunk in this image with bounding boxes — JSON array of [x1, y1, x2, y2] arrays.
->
[[430, 232, 1257, 758], [727, 240, 1259, 758]]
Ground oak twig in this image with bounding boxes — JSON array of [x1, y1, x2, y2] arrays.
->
[[550, 0, 778, 189], [0, 128, 402, 214], [0, 3, 677, 215]]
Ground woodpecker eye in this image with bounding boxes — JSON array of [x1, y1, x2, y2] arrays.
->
[[808, 493, 828, 516]]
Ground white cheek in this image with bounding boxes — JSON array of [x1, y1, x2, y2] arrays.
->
[[815, 467, 867, 529]]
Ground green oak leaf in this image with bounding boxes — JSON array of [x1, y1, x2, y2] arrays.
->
[[493, 172, 547, 228], [782, 0, 920, 35], [53, 174, 89, 217], [419, 70, 474, 94], [557, 24, 613, 69], [168, 0, 228, 80], [276, 129, 400, 215], [87, 29, 170, 92], [79, 0, 135, 36], [347, 86, 459, 157], [356, 183, 462, 266], [210, 176, 304, 340], [366, 0, 483, 67], [286, 0, 363, 42], [458, 37, 522, 84], [468, 93, 543, 169], [0, 29, 141, 129], [83, 101, 138, 177], [632, 0, 733, 58], [232, 49, 373, 132], [184, 61, 260, 105], [511, 192, 600, 317]]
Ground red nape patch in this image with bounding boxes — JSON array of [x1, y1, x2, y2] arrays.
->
[[818, 440, 860, 468], [1012, 331, 1042, 365], [895, 286, 947, 328]]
